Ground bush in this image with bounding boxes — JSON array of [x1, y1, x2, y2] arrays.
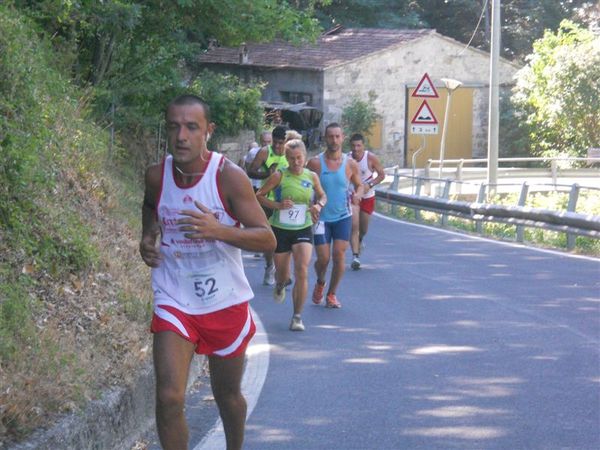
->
[[341, 91, 381, 140], [189, 70, 265, 145], [0, 6, 103, 276], [512, 21, 600, 158]]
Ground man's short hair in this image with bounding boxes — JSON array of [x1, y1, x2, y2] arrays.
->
[[325, 122, 343, 133], [272, 125, 289, 141], [166, 94, 212, 122], [350, 133, 364, 143]]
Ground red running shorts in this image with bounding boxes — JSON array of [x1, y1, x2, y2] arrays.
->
[[359, 196, 376, 215], [151, 301, 256, 359]]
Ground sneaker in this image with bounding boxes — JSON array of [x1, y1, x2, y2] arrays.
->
[[263, 264, 275, 286], [289, 316, 305, 331], [351, 256, 361, 271], [312, 281, 325, 305], [326, 293, 342, 309], [273, 284, 286, 304]]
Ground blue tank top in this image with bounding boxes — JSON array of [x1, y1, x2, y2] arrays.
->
[[318, 152, 351, 222]]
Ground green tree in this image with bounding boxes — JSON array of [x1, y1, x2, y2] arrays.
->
[[316, 0, 591, 60], [511, 20, 600, 158], [189, 70, 265, 144], [12, 0, 327, 129], [316, 0, 422, 29], [341, 93, 381, 140]]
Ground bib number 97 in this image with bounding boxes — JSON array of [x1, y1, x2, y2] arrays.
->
[[287, 209, 300, 221]]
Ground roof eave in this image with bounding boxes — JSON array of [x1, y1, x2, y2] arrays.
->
[[322, 30, 433, 71], [197, 60, 324, 72]]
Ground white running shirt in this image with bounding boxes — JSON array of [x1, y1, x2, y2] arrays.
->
[[350, 151, 375, 199], [151, 152, 254, 315], [244, 146, 262, 189]]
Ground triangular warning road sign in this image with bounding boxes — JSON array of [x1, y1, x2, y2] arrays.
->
[[412, 73, 439, 98], [411, 100, 438, 124]]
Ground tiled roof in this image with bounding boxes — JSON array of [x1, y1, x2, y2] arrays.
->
[[197, 27, 433, 71]]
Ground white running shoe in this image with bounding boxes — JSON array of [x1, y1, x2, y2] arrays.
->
[[263, 264, 275, 285], [273, 284, 286, 304], [289, 316, 305, 331], [351, 256, 361, 270]]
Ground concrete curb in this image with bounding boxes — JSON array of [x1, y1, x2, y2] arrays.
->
[[9, 356, 205, 450]]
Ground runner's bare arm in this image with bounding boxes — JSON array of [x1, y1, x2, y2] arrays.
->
[[246, 147, 269, 179], [348, 159, 365, 204], [179, 160, 276, 252], [369, 153, 386, 186], [306, 155, 321, 174], [309, 171, 327, 223], [256, 171, 288, 210], [244, 150, 258, 172], [140, 164, 163, 268]]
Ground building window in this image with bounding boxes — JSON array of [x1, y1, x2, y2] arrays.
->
[[280, 91, 313, 105]]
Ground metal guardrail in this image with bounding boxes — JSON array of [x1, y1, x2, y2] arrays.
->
[[375, 176, 600, 250], [424, 156, 600, 186], [384, 157, 600, 186]]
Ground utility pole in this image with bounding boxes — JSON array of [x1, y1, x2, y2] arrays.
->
[[487, 0, 500, 188]]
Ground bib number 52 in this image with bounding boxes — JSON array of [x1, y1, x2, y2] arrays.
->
[[194, 278, 218, 298]]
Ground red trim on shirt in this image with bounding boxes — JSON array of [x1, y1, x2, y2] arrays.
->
[[155, 156, 167, 221], [172, 151, 213, 189], [216, 155, 240, 226]]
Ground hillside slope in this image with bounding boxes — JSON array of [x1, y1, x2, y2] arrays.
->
[[0, 6, 153, 444]]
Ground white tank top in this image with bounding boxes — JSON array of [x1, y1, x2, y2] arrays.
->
[[350, 151, 375, 199], [151, 152, 254, 315]]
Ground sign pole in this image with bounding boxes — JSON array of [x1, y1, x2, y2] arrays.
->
[[487, 0, 501, 189], [438, 78, 463, 180], [438, 92, 452, 180]]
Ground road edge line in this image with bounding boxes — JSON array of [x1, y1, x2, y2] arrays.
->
[[193, 306, 270, 450]]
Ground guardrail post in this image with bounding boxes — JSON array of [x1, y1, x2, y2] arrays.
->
[[439, 179, 452, 226], [516, 182, 529, 243], [475, 183, 486, 234], [390, 166, 399, 192], [424, 160, 432, 196], [414, 178, 422, 221], [456, 159, 464, 195], [415, 178, 422, 196], [389, 167, 400, 217], [551, 160, 558, 185], [566, 183, 580, 250]]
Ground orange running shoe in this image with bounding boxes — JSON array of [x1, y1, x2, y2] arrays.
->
[[326, 293, 342, 309], [312, 281, 325, 305]]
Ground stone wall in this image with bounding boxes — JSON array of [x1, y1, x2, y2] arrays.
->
[[322, 33, 519, 166], [214, 129, 256, 164]]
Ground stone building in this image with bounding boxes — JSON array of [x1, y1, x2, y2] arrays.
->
[[196, 26, 519, 166]]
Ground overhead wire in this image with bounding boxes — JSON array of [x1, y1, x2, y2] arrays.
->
[[456, 0, 489, 56]]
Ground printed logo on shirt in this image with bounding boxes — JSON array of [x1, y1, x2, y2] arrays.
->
[[212, 207, 225, 222]]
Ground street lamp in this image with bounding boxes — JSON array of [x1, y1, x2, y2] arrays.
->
[[439, 78, 463, 180]]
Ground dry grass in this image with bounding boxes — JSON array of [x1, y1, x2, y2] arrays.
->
[[0, 161, 154, 444]]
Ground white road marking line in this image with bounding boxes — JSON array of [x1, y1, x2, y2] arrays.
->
[[193, 307, 270, 450], [374, 212, 600, 262]]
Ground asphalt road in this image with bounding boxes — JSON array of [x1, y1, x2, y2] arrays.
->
[[150, 214, 600, 450]]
